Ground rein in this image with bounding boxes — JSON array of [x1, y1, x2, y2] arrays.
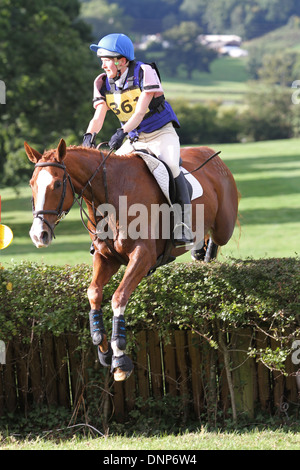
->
[[183, 150, 221, 175], [74, 145, 112, 235]]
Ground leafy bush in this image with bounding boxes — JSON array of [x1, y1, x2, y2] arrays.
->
[[1, 258, 299, 342], [240, 85, 294, 141], [172, 101, 242, 145]]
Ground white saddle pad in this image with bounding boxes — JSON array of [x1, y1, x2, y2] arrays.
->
[[135, 151, 203, 206]]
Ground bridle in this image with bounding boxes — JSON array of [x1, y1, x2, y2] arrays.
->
[[31, 146, 112, 240], [32, 161, 75, 239]]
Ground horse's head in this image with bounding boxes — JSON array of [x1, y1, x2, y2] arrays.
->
[[25, 139, 74, 248]]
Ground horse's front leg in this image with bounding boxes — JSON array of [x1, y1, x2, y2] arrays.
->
[[110, 246, 155, 381], [88, 251, 120, 367]]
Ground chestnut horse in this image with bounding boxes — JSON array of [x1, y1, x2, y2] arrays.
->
[[25, 139, 239, 381]]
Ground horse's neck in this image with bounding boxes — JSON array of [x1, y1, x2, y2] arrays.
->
[[64, 147, 129, 204], [64, 148, 102, 198]]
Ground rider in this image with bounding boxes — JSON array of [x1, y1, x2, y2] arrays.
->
[[83, 33, 193, 246]]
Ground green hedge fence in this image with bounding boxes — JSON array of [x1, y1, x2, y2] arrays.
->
[[0, 258, 299, 432]]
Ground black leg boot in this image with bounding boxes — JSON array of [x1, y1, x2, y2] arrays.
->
[[173, 172, 194, 246]]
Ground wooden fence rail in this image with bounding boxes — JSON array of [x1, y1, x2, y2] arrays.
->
[[0, 329, 299, 424]]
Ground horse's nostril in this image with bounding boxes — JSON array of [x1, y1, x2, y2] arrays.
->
[[41, 231, 49, 245]]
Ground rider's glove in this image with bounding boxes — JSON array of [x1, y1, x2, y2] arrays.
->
[[109, 128, 128, 150], [82, 132, 96, 148]]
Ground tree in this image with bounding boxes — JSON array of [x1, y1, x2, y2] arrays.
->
[[162, 22, 217, 79], [0, 0, 96, 185], [111, 0, 182, 34], [242, 85, 293, 141], [257, 51, 299, 86], [80, 0, 133, 40], [203, 0, 300, 39]]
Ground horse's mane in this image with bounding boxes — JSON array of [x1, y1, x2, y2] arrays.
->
[[66, 145, 137, 161], [41, 144, 137, 164], [41, 148, 57, 160]]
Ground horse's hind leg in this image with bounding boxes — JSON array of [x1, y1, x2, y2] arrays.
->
[[191, 236, 218, 262], [204, 237, 218, 262], [191, 240, 206, 261]]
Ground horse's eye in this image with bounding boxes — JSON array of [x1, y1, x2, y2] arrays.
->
[[54, 180, 62, 190]]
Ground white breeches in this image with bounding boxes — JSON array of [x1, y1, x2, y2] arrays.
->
[[116, 122, 181, 178]]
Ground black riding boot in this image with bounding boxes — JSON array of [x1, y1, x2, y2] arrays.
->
[[173, 172, 194, 246]]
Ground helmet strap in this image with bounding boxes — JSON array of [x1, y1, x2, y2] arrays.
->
[[115, 68, 122, 81], [114, 57, 128, 81]]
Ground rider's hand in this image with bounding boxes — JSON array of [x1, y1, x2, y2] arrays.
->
[[82, 133, 96, 148], [109, 128, 128, 150]]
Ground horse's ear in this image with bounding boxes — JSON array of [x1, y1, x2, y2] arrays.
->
[[24, 142, 42, 163], [56, 139, 67, 162]]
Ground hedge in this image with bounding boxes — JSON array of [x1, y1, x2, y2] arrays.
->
[[1, 258, 300, 431], [1, 257, 299, 355]]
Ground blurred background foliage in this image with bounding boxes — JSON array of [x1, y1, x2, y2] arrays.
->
[[1, 0, 300, 186]]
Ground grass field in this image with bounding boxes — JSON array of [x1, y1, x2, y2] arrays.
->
[[163, 56, 251, 106], [1, 428, 300, 450], [216, 138, 300, 261], [1, 137, 299, 266]]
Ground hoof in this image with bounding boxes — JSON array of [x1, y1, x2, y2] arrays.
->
[[98, 342, 113, 367], [191, 248, 205, 261], [111, 354, 134, 381]]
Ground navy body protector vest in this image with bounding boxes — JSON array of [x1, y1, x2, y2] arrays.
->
[[101, 61, 180, 140]]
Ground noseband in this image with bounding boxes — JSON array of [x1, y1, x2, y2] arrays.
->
[[32, 161, 75, 239]]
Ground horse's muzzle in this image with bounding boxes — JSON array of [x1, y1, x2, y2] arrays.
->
[[29, 219, 53, 248]]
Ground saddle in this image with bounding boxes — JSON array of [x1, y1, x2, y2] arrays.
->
[[134, 150, 203, 205]]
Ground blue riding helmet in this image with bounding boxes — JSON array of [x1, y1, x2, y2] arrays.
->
[[90, 33, 135, 61]]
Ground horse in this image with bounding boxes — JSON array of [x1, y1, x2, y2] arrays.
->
[[25, 139, 239, 381]]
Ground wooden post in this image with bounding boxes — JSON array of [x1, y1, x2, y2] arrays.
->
[[187, 331, 203, 419], [162, 333, 177, 397], [3, 341, 17, 413], [66, 333, 82, 406], [124, 370, 136, 413], [135, 331, 149, 401], [55, 335, 70, 407], [28, 338, 44, 405], [174, 330, 189, 422], [218, 330, 235, 421], [232, 328, 256, 418], [0, 366, 4, 416], [41, 335, 58, 406], [113, 381, 125, 422], [256, 330, 271, 411], [14, 341, 29, 412], [148, 331, 163, 398], [270, 337, 285, 411]]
